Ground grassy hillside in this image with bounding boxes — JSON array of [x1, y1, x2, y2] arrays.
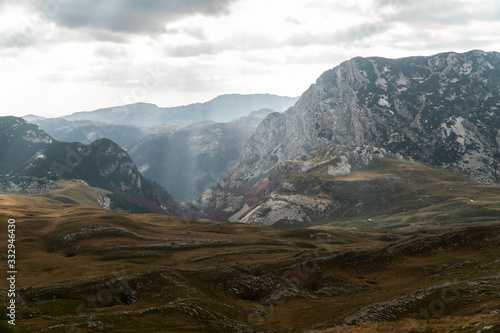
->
[[30, 181, 111, 207], [0, 194, 500, 332], [270, 157, 500, 230]]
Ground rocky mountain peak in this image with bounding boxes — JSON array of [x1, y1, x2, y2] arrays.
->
[[230, 50, 500, 187]]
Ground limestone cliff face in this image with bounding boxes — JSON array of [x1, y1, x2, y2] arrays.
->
[[231, 50, 500, 186], [196, 50, 500, 223]]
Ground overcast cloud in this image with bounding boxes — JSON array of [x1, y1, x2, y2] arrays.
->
[[0, 0, 499, 117], [36, 0, 236, 35]]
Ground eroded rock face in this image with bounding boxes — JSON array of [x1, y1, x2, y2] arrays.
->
[[0, 176, 63, 194], [195, 50, 500, 224], [231, 50, 500, 187], [240, 145, 397, 226]]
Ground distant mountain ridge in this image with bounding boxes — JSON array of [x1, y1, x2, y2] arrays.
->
[[60, 94, 299, 127], [128, 109, 274, 202], [0, 116, 190, 216], [28, 118, 183, 147], [25, 95, 293, 202]]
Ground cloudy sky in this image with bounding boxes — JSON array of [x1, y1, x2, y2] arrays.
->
[[1, 0, 499, 117]]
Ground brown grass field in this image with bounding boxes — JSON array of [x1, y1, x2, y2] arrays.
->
[[0, 179, 500, 332]]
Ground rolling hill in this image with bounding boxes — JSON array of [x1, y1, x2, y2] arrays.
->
[[0, 193, 499, 332]]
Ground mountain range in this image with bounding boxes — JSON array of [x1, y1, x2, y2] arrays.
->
[[195, 50, 500, 225], [25, 118, 182, 147], [27, 94, 298, 146], [15, 50, 500, 227], [56, 93, 298, 126], [25, 94, 298, 202], [0, 116, 190, 216], [232, 50, 500, 185], [128, 109, 274, 202], [3, 49, 500, 332]]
